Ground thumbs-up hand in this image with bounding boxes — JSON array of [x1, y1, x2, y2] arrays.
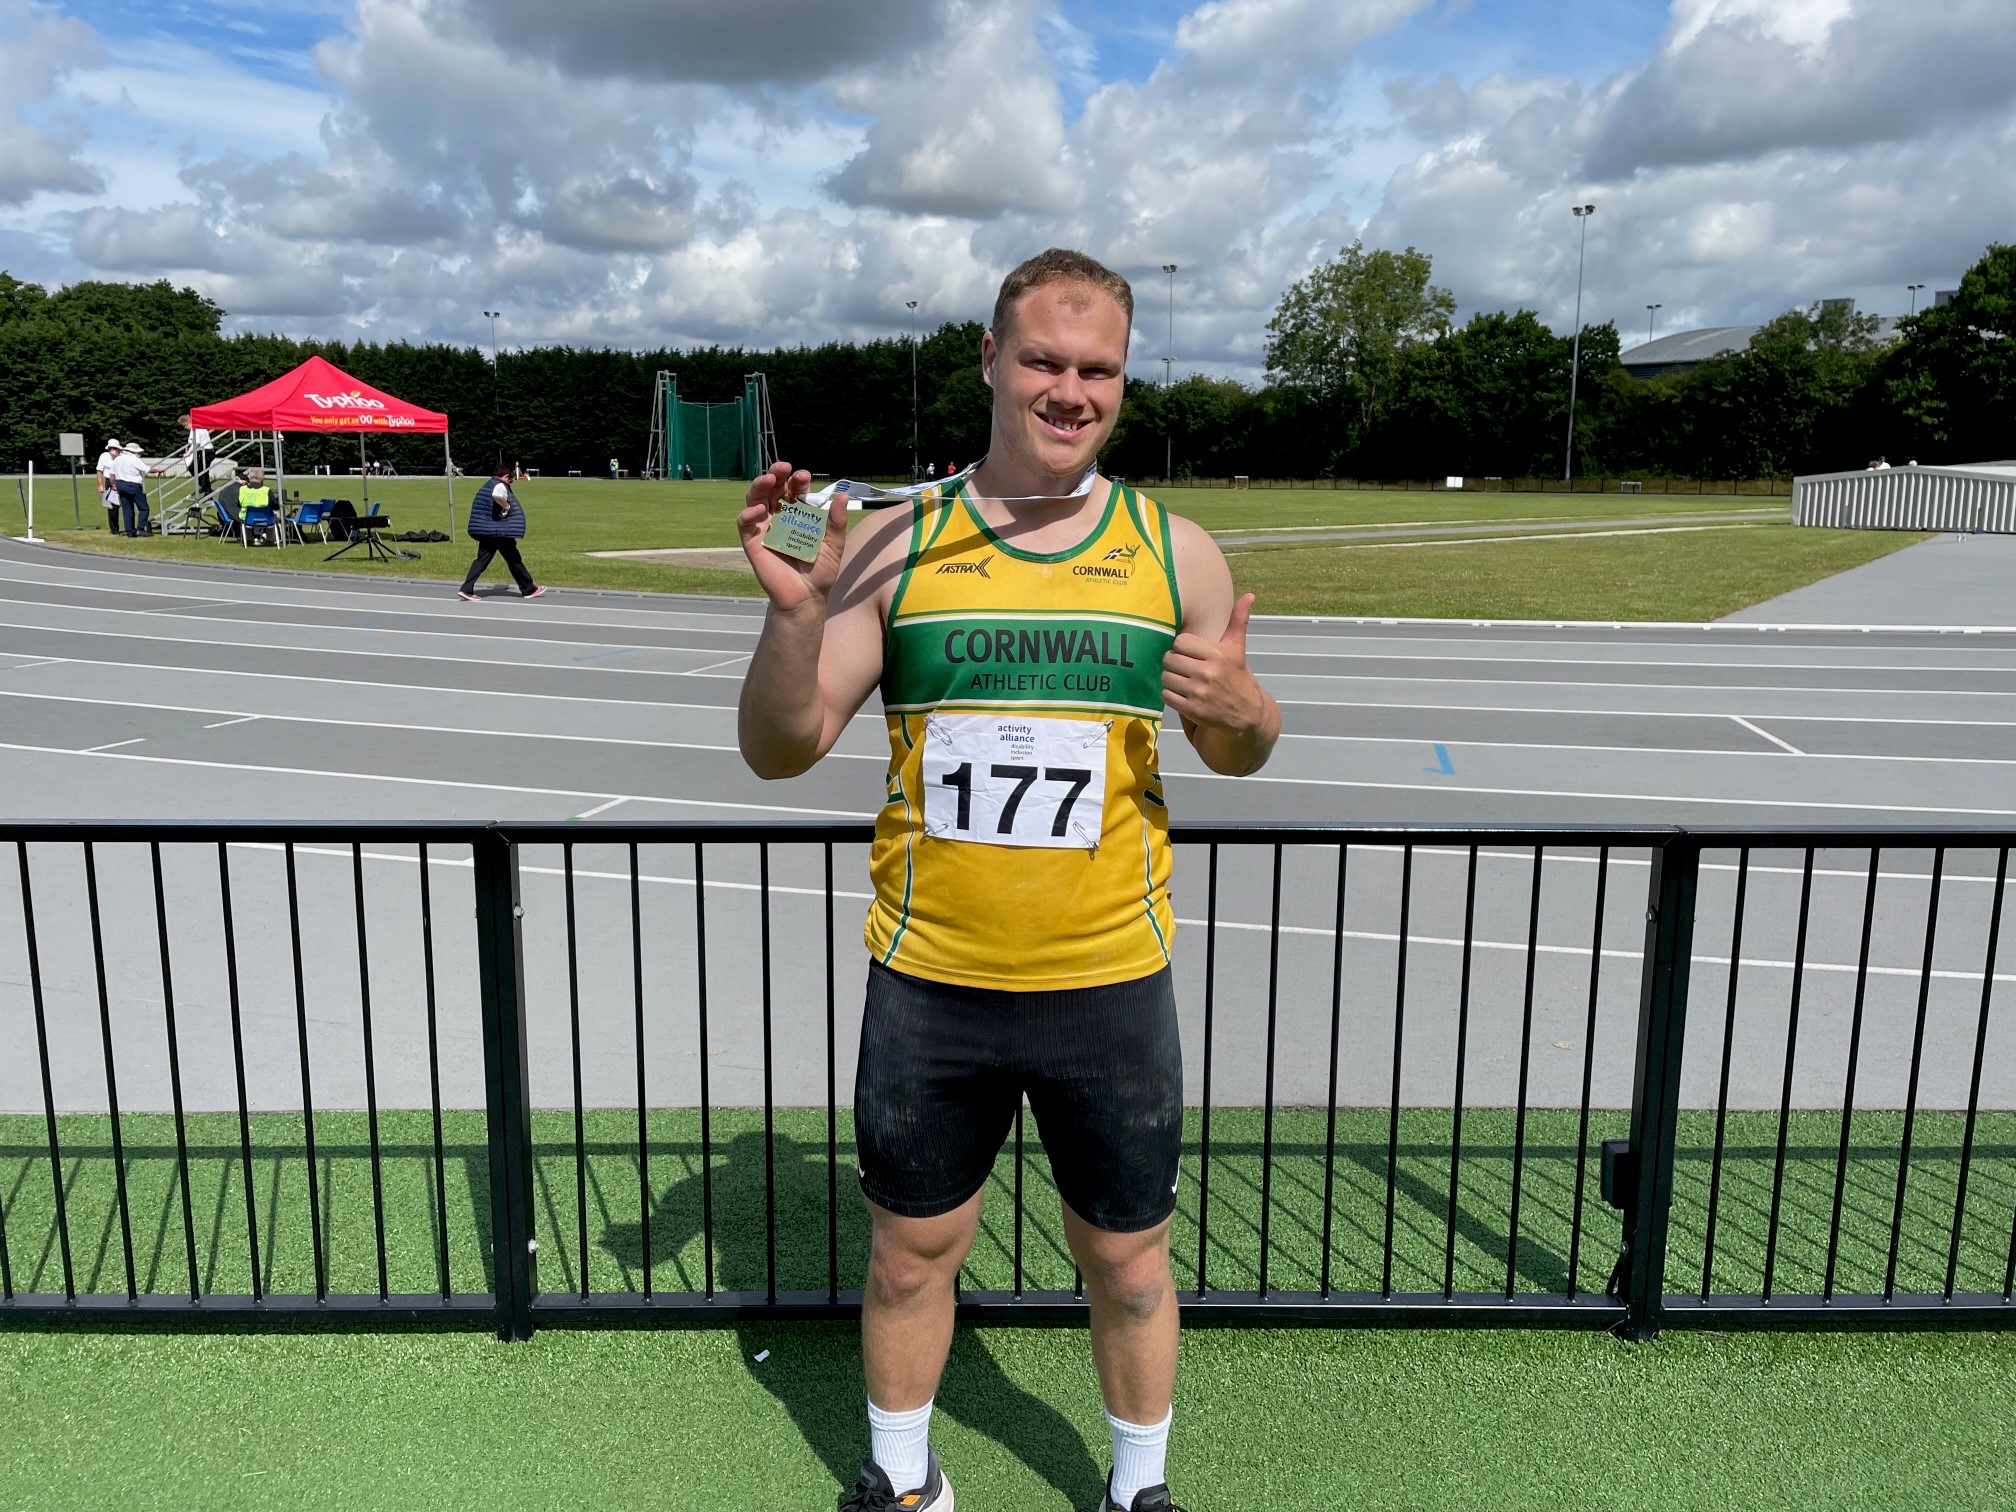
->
[[1162, 591, 1266, 736]]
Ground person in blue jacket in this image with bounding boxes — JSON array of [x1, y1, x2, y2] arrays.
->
[[458, 460, 547, 601]]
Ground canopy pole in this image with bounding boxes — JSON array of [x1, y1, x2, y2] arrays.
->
[[275, 432, 286, 549], [359, 433, 368, 516], [444, 434, 454, 534]]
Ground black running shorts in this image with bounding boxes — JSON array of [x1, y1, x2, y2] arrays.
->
[[853, 959, 1183, 1233]]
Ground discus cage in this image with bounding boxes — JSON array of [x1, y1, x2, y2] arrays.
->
[[645, 372, 779, 481]]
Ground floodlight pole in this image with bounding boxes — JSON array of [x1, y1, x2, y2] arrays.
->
[[1162, 263, 1178, 484], [483, 309, 501, 462], [1646, 303, 1661, 343], [1907, 283, 1924, 315], [907, 300, 919, 483], [1563, 204, 1594, 486]]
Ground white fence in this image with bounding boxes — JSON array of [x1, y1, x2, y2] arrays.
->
[[1792, 464, 2016, 533]]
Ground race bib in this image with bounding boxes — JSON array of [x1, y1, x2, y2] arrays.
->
[[921, 713, 1108, 850]]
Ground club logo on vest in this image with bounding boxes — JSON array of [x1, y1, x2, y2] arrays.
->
[[936, 554, 993, 578], [1073, 542, 1136, 582]]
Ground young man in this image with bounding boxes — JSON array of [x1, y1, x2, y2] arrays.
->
[[737, 249, 1279, 1512], [457, 461, 547, 601]]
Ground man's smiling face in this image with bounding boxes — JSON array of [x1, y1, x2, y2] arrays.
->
[[982, 280, 1130, 481]]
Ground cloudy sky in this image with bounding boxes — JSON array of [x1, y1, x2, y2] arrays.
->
[[2, 0, 2009, 382]]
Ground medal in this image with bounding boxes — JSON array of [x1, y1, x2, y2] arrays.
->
[[761, 493, 829, 563]]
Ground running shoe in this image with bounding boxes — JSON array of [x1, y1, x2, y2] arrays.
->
[[1100, 1475, 1184, 1511], [455, 588, 479, 601], [837, 1450, 953, 1510], [522, 585, 548, 598]]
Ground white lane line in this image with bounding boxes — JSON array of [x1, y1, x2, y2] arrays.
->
[[9, 550, 2008, 637], [273, 844, 2014, 984], [0, 616, 736, 680], [1730, 715, 1805, 756], [1263, 670, 2016, 698], [0, 605, 740, 663], [685, 653, 753, 675], [0, 740, 876, 819], [573, 797, 630, 819], [1276, 728, 2016, 769], [1273, 695, 2016, 728], [1243, 628, 2014, 656], [0, 561, 766, 629], [81, 737, 147, 752], [0, 655, 66, 671], [1252, 610, 2016, 635], [0, 653, 827, 720], [26, 615, 1979, 705], [8, 653, 1988, 743], [0, 688, 885, 762], [1161, 765, 2016, 818], [1246, 648, 2016, 674]]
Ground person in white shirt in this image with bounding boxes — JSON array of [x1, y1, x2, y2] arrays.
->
[[182, 415, 215, 497], [95, 440, 122, 533], [110, 443, 152, 537]]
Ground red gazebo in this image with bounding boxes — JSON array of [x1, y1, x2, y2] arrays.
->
[[192, 355, 457, 529]]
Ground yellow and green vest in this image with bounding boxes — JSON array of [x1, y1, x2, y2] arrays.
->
[[865, 477, 1182, 991]]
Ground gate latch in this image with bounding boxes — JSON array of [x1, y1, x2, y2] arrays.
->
[[1600, 1139, 1638, 1211]]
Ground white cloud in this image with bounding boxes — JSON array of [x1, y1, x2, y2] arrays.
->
[[0, 0, 105, 205], [827, 0, 1078, 219], [1588, 0, 2016, 174], [2, 0, 2012, 383]]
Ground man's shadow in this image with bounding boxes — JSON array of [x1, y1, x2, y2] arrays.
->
[[602, 1128, 1105, 1507]]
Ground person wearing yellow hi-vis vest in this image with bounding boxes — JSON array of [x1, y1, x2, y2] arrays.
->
[[737, 250, 1279, 1512], [214, 466, 272, 542]]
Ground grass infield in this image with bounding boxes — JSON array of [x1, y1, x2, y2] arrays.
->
[[2, 475, 1924, 620], [4, 1107, 2013, 1507]]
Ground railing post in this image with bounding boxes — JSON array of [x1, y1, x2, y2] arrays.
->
[[1618, 836, 1699, 1341], [474, 829, 537, 1341]]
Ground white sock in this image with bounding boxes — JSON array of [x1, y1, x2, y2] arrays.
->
[[1106, 1407, 1171, 1507], [868, 1397, 933, 1493]]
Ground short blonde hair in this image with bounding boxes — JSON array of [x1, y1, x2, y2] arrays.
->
[[991, 248, 1133, 342]]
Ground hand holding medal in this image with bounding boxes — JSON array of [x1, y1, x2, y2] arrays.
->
[[737, 461, 850, 611]]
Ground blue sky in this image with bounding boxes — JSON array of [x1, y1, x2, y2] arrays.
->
[[4, 0, 2010, 376]]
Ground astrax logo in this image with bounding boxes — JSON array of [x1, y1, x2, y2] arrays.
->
[[935, 555, 992, 577]]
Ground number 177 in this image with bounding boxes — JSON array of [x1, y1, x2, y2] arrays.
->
[[939, 762, 1093, 838]]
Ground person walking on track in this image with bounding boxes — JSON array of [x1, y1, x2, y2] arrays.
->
[[737, 248, 1279, 1512], [457, 460, 546, 601]]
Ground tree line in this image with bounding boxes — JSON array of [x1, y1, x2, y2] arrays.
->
[[2, 241, 2011, 482]]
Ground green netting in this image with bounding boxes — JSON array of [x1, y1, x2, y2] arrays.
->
[[673, 400, 744, 479], [658, 375, 768, 480]]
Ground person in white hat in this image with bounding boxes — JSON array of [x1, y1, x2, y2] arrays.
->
[[109, 441, 152, 537], [95, 439, 123, 532]]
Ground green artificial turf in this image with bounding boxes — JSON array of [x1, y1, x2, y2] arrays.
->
[[1, 472, 1911, 622], [4, 1108, 2014, 1508], [3, 1310, 2014, 1508]]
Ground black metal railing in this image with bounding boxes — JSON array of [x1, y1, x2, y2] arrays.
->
[[0, 822, 2009, 1342]]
